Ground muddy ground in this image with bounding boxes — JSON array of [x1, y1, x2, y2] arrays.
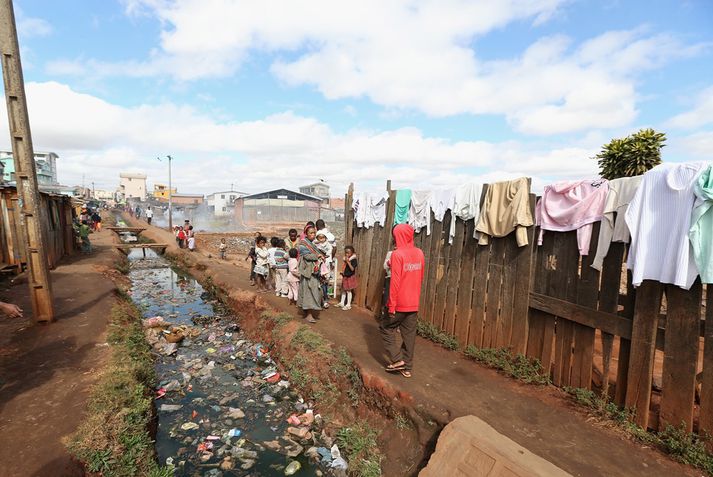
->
[[133, 213, 700, 477]]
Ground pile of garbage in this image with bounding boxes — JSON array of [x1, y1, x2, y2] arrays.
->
[[130, 258, 348, 476]]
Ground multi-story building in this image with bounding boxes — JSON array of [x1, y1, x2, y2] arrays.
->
[[299, 182, 330, 200], [119, 172, 147, 200], [153, 183, 177, 202], [207, 190, 246, 216], [0, 151, 59, 186]]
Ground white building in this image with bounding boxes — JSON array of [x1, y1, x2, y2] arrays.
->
[[119, 172, 147, 200], [93, 189, 115, 201], [299, 182, 330, 199], [207, 190, 246, 216]]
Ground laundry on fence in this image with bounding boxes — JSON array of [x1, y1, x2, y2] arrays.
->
[[536, 179, 609, 256], [591, 175, 642, 271], [475, 177, 532, 247]]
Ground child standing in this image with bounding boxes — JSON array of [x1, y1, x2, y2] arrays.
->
[[274, 239, 289, 297], [286, 248, 300, 305], [219, 238, 227, 260], [187, 226, 196, 251], [254, 236, 270, 291], [337, 246, 358, 310], [315, 231, 333, 307]]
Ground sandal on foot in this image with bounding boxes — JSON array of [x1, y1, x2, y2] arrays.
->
[[400, 370, 412, 378], [385, 362, 406, 372], [305, 316, 317, 323]]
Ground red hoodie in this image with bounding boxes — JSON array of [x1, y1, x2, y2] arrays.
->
[[387, 224, 425, 314]]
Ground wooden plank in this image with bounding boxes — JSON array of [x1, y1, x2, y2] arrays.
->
[[660, 281, 702, 432], [431, 211, 453, 330], [469, 236, 490, 347], [551, 231, 578, 387], [526, 225, 552, 364], [625, 280, 663, 429], [509, 194, 536, 355], [571, 222, 600, 389], [483, 237, 506, 348], [419, 210, 438, 316], [615, 268, 636, 406], [443, 217, 466, 335], [454, 220, 477, 347], [496, 233, 518, 348], [423, 211, 444, 324], [598, 241, 625, 397], [699, 285, 713, 435]]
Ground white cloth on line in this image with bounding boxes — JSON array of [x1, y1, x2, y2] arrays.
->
[[431, 188, 456, 223], [354, 191, 387, 228], [625, 162, 706, 289], [449, 183, 482, 244], [408, 190, 433, 235], [591, 175, 642, 271]]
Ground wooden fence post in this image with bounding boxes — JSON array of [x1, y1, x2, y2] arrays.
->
[[625, 280, 663, 428]]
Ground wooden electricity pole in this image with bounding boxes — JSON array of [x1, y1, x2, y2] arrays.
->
[[0, 0, 55, 322]]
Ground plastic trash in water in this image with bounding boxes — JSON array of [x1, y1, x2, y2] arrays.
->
[[284, 460, 301, 475], [330, 444, 348, 470], [317, 447, 332, 463], [180, 422, 199, 431], [228, 428, 242, 438]]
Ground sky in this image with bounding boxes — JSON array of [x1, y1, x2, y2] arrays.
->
[[1, 0, 712, 196]]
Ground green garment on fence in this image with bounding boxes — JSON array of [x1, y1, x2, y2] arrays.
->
[[394, 189, 412, 225], [690, 164, 713, 284]]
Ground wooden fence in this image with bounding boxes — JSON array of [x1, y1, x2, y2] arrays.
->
[[345, 182, 711, 435], [0, 185, 75, 271]]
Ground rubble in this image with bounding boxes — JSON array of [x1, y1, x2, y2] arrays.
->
[[126, 254, 342, 476]]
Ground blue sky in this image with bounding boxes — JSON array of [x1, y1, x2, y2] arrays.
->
[[3, 0, 712, 195]]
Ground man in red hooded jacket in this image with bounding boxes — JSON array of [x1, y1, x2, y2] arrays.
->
[[381, 223, 425, 378]]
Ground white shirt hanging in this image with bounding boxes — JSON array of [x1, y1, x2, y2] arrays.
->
[[450, 183, 482, 244], [408, 190, 433, 235], [625, 163, 705, 289]]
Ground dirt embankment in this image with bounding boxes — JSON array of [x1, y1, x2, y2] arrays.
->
[[165, 248, 437, 476]]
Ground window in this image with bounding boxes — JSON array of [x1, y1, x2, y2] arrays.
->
[[222, 207, 227, 211], [221, 194, 225, 199], [230, 195, 235, 201]]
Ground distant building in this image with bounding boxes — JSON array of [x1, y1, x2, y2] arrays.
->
[[153, 183, 177, 202], [119, 172, 147, 200], [235, 188, 323, 224], [207, 190, 247, 216], [171, 193, 204, 206], [0, 151, 59, 186], [299, 182, 330, 200], [93, 189, 115, 201]]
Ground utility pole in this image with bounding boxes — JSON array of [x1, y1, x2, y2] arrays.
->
[[167, 155, 173, 231], [0, 0, 55, 322]]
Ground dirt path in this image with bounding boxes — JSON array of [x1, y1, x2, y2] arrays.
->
[[0, 225, 117, 476], [134, 217, 700, 477]]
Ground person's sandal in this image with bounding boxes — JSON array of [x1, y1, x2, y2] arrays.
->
[[400, 370, 412, 378], [385, 362, 406, 372]]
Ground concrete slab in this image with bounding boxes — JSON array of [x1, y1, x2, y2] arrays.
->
[[419, 415, 572, 477]]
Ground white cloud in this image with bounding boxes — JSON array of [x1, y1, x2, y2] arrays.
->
[[46, 1, 707, 135], [0, 81, 603, 194], [667, 86, 713, 129], [15, 8, 53, 38], [674, 130, 713, 158]]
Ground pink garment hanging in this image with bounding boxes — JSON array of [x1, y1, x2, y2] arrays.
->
[[536, 179, 609, 255]]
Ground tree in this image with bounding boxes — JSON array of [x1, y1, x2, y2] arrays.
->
[[594, 128, 666, 180]]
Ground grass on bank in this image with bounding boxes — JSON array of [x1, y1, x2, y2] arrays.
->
[[336, 423, 383, 477], [65, 298, 171, 477], [564, 387, 713, 475], [260, 310, 382, 477], [464, 346, 550, 385]]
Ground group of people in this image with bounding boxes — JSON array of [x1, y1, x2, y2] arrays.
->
[[75, 206, 102, 253], [127, 204, 155, 225], [246, 219, 425, 378], [174, 220, 196, 251]]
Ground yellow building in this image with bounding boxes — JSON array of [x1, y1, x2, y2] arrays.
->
[[153, 184, 177, 202]]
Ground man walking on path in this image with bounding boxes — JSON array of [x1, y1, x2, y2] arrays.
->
[[381, 223, 424, 378], [145, 206, 153, 225]]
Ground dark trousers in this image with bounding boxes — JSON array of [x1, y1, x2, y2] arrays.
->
[[379, 311, 417, 370], [147, 217, 152, 225]]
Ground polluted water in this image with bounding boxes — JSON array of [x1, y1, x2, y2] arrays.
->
[[125, 246, 348, 476]]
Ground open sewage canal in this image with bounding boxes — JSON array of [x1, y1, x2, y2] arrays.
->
[[125, 247, 346, 476]]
